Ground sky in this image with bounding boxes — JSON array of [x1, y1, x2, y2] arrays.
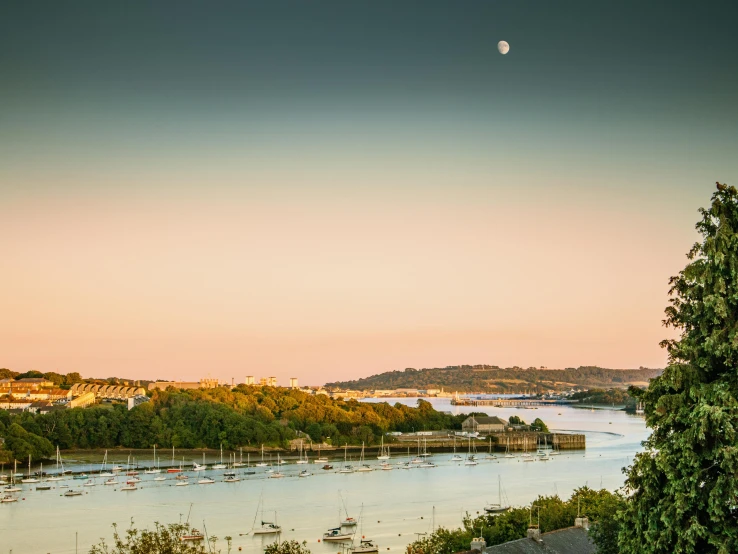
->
[[1, 1, 737, 385]]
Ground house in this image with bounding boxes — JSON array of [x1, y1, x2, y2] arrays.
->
[[13, 378, 54, 389], [462, 415, 507, 434], [481, 519, 594, 554]]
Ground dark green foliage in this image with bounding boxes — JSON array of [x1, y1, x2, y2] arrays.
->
[[405, 487, 621, 554], [570, 388, 636, 407], [619, 184, 738, 553], [508, 416, 525, 425], [0, 388, 466, 452], [264, 540, 311, 554], [3, 423, 54, 462], [89, 521, 212, 553], [327, 365, 661, 393], [530, 418, 549, 433]]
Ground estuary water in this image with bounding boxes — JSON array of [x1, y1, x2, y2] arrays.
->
[[0, 399, 648, 554]]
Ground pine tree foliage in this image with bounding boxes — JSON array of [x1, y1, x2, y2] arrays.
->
[[619, 183, 738, 553]]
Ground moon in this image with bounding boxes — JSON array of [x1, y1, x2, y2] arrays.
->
[[498, 41, 510, 55]]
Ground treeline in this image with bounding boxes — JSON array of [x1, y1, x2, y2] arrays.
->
[[0, 368, 85, 389], [571, 388, 636, 407], [0, 386, 467, 461], [405, 487, 623, 554], [327, 365, 662, 393]]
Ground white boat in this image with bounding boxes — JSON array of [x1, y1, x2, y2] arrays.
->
[[298, 469, 311, 478], [355, 442, 372, 472], [154, 475, 167, 481], [339, 445, 354, 473], [351, 539, 379, 553], [380, 461, 393, 471], [521, 437, 533, 458], [198, 477, 215, 484], [175, 481, 190, 486], [21, 455, 39, 483], [484, 476, 511, 515], [104, 478, 118, 486], [464, 438, 478, 466], [296, 440, 309, 464], [451, 436, 463, 462], [100, 451, 115, 476], [212, 444, 227, 470], [485, 437, 496, 459], [64, 489, 83, 496], [314, 444, 329, 464], [339, 492, 357, 526], [504, 437, 514, 458], [247, 496, 282, 535], [255, 445, 268, 467], [269, 471, 285, 479], [233, 448, 246, 467], [224, 475, 241, 482], [145, 446, 161, 473], [121, 484, 137, 491], [376, 437, 390, 460], [419, 462, 437, 468], [324, 527, 354, 541], [1, 494, 18, 503]]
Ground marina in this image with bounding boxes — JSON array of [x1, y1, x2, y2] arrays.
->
[[0, 401, 646, 554]]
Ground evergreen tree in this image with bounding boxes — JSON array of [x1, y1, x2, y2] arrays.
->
[[619, 184, 738, 553]]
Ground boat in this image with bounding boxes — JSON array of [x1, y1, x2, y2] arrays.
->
[[21, 455, 39, 483], [255, 445, 268, 467], [175, 481, 190, 486], [485, 437, 496, 459], [100, 451, 115, 476], [104, 478, 118, 486], [193, 453, 208, 472], [350, 504, 378, 553], [376, 437, 390, 460], [351, 539, 379, 553], [73, 473, 89, 480], [176, 473, 189, 480], [127, 477, 141, 483], [247, 496, 282, 535], [212, 444, 227, 470], [269, 471, 285, 479], [198, 477, 215, 484], [224, 470, 236, 477], [64, 489, 83, 496], [420, 438, 432, 457], [419, 461, 437, 468], [181, 529, 205, 542], [167, 447, 182, 472], [298, 469, 311, 478], [339, 492, 357, 526], [314, 444, 329, 464], [296, 440, 309, 464], [1, 494, 18, 503], [339, 445, 354, 473], [277, 453, 287, 465], [355, 443, 372, 472], [484, 476, 511, 515], [84, 479, 96, 487], [322, 464, 334, 470], [504, 437, 514, 459], [145, 446, 161, 473], [121, 484, 137, 491], [224, 475, 241, 482], [521, 437, 533, 459], [154, 475, 167, 481], [464, 438, 478, 466], [36, 484, 52, 491], [380, 461, 393, 471], [537, 436, 550, 457], [233, 448, 246, 467], [323, 528, 354, 541], [451, 436, 463, 462]]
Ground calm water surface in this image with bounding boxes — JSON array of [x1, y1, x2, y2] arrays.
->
[[1, 399, 648, 553]]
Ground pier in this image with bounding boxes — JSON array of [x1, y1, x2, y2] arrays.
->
[[451, 398, 578, 407]]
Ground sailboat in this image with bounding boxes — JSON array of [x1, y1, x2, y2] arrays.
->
[[549, 436, 561, 456], [296, 440, 309, 464], [198, 475, 216, 484], [269, 454, 286, 478], [212, 444, 227, 470], [3, 461, 22, 493], [451, 436, 463, 462], [100, 450, 115, 476], [255, 445, 268, 467], [340, 492, 357, 526], [504, 437, 514, 458], [145, 446, 161, 473], [193, 452, 208, 472], [350, 504, 378, 553], [324, 506, 355, 542], [246, 495, 282, 535], [355, 443, 372, 472], [21, 455, 39, 483], [376, 437, 390, 460], [339, 445, 354, 473], [314, 444, 328, 464], [464, 438, 478, 466], [410, 439, 423, 464], [485, 437, 496, 459], [167, 447, 182, 473], [36, 463, 52, 490], [484, 476, 511, 514], [233, 447, 245, 467]]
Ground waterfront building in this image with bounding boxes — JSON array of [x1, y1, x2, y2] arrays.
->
[[461, 415, 507, 434]]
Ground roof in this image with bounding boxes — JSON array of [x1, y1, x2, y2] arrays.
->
[[483, 527, 595, 554], [466, 416, 507, 426]]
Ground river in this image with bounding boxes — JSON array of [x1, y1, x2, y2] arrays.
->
[[0, 399, 648, 553]]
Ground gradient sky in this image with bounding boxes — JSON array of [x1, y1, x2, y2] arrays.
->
[[1, 1, 737, 384]]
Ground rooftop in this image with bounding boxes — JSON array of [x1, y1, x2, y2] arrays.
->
[[483, 527, 595, 554]]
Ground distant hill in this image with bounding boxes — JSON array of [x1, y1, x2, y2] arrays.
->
[[325, 365, 661, 393]]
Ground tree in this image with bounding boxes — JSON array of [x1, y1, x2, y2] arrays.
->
[[530, 418, 549, 433], [89, 522, 213, 553], [619, 184, 738, 553], [264, 540, 311, 554], [508, 415, 525, 425]]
